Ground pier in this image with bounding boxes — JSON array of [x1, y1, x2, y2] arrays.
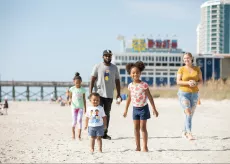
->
[[0, 81, 89, 102]]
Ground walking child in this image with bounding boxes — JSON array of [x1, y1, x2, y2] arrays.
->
[[84, 93, 107, 153], [69, 72, 86, 140], [123, 61, 159, 152]]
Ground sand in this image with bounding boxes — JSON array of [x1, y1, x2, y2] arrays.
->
[[0, 98, 230, 163]]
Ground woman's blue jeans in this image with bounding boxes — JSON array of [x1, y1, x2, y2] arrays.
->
[[177, 91, 199, 133]]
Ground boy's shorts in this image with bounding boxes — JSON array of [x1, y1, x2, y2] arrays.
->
[[133, 104, 150, 120], [88, 125, 104, 137]]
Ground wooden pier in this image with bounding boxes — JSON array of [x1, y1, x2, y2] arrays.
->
[[0, 81, 89, 102]]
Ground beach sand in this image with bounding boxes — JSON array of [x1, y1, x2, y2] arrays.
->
[[0, 99, 230, 163]]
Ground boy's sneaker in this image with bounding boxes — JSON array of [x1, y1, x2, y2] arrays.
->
[[102, 134, 111, 140]]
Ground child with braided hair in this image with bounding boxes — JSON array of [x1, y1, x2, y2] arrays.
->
[[69, 72, 86, 140]]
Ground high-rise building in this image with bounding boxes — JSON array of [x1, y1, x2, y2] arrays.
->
[[197, 0, 230, 55]]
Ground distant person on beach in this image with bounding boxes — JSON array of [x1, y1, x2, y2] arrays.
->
[[65, 89, 70, 105], [50, 93, 55, 102], [177, 52, 203, 140], [0, 97, 8, 115], [69, 72, 86, 140], [89, 49, 122, 140], [56, 96, 66, 106], [56, 96, 62, 103], [123, 61, 159, 152], [84, 93, 107, 153]]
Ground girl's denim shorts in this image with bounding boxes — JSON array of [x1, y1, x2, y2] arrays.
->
[[133, 104, 150, 120]]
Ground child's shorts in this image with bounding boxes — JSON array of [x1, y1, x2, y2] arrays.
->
[[133, 104, 150, 120], [88, 125, 104, 137]]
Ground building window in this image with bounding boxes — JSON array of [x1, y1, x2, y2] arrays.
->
[[212, 15, 217, 19], [156, 63, 161, 66], [211, 47, 216, 50], [120, 69, 126, 75], [121, 77, 125, 82], [212, 9, 217, 13], [149, 63, 154, 66], [212, 24, 217, 28], [211, 42, 216, 45]]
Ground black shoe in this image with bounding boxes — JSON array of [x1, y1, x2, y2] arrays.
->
[[102, 134, 111, 140]]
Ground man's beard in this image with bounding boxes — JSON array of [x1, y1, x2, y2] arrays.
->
[[104, 59, 111, 64]]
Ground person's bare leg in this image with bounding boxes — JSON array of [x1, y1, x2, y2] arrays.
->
[[78, 129, 82, 140], [72, 127, 75, 140], [97, 136, 102, 152], [133, 120, 141, 151], [90, 137, 96, 153], [184, 108, 194, 140], [140, 120, 148, 152]]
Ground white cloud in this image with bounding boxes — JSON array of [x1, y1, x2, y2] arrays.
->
[[123, 0, 192, 20]]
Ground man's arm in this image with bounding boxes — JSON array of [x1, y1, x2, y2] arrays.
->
[[115, 79, 121, 99], [89, 76, 97, 94], [102, 116, 107, 129]]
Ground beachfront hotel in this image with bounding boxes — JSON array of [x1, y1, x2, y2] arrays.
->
[[197, 0, 230, 54], [113, 35, 185, 87], [113, 34, 227, 87]]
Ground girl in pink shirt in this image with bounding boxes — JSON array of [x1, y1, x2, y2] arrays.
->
[[123, 61, 159, 152]]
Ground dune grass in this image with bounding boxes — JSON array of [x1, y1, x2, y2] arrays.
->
[[118, 77, 230, 100]]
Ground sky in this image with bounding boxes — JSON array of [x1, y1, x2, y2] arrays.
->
[[0, 0, 208, 82]]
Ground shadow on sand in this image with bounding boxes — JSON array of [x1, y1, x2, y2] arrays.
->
[[112, 136, 230, 140]]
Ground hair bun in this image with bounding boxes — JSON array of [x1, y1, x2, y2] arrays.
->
[[75, 72, 80, 76]]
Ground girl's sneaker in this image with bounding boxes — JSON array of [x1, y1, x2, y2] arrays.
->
[[182, 131, 187, 139]]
